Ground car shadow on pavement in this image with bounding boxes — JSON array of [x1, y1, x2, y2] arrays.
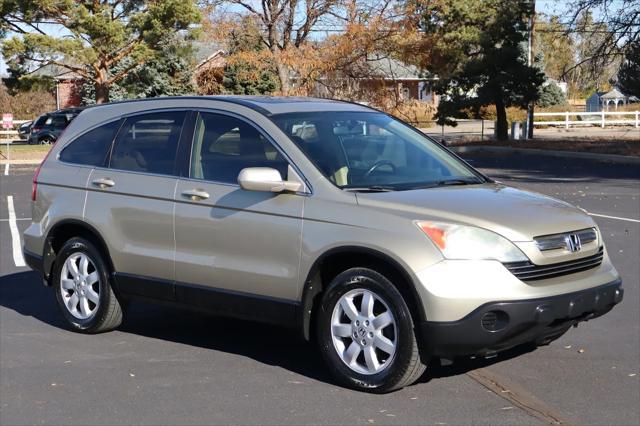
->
[[417, 344, 537, 386], [1, 270, 539, 388], [0, 270, 333, 383], [0, 270, 68, 329]]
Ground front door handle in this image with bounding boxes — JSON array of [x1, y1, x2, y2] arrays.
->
[[181, 189, 210, 201], [92, 178, 115, 189]]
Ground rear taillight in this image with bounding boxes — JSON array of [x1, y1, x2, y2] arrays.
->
[[32, 163, 42, 201], [32, 148, 54, 201]]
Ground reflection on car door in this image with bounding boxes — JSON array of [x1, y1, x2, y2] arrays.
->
[[84, 111, 187, 298], [173, 112, 304, 322]]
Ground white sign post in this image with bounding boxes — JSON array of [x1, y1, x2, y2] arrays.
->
[[2, 113, 13, 161]]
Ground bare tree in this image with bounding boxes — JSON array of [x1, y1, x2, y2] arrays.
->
[[562, 0, 639, 79], [206, 0, 343, 93]]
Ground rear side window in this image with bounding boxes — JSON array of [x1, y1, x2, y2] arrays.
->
[[110, 111, 186, 175], [59, 120, 121, 166], [49, 115, 68, 129]]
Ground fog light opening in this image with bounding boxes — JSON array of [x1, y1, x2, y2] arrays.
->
[[481, 310, 509, 332]]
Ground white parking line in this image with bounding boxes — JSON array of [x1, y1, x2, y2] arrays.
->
[[588, 212, 640, 223], [6, 196, 26, 267], [0, 217, 32, 222], [3, 163, 8, 175]]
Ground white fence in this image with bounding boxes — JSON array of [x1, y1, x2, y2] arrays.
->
[[534, 111, 640, 129], [1, 120, 31, 140], [1, 120, 31, 161]]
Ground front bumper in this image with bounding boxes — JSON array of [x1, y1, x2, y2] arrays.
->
[[420, 279, 623, 357]]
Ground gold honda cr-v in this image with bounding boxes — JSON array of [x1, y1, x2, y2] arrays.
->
[[23, 96, 623, 392]]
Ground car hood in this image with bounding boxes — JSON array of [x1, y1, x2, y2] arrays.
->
[[355, 183, 597, 242]]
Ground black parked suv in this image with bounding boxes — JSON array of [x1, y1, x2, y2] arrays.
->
[[27, 107, 83, 144]]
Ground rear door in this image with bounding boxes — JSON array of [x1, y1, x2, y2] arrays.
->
[[84, 110, 187, 299], [173, 111, 305, 319]]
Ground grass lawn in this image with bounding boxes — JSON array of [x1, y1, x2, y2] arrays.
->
[[0, 143, 52, 161]]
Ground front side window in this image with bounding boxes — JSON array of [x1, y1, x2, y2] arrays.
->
[[190, 112, 288, 183], [272, 111, 483, 189], [110, 111, 186, 175], [59, 120, 121, 166]]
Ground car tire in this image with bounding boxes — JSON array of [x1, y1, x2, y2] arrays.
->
[[53, 237, 123, 333], [316, 268, 426, 393]]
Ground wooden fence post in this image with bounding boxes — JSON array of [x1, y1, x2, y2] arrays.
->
[[565, 112, 569, 129], [601, 111, 605, 128]]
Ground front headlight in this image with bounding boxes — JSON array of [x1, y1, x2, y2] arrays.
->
[[416, 221, 527, 262]]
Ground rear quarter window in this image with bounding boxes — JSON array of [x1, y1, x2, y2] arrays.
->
[[59, 120, 121, 166]]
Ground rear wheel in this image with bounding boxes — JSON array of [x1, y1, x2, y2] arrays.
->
[[317, 268, 425, 392], [39, 136, 54, 145], [53, 237, 123, 333]]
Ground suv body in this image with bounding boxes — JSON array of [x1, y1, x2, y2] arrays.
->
[[28, 108, 82, 144], [23, 97, 623, 392]]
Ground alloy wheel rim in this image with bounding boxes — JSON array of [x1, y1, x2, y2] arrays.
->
[[330, 288, 397, 375], [60, 252, 100, 320]]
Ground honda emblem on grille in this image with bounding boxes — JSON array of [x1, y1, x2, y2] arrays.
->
[[565, 234, 582, 252]]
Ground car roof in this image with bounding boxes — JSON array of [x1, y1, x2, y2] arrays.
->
[[85, 95, 374, 116], [211, 96, 372, 115]]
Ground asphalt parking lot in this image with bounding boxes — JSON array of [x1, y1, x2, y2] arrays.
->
[[1, 153, 638, 426]]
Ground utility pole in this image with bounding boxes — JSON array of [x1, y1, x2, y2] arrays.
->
[[526, 0, 536, 139]]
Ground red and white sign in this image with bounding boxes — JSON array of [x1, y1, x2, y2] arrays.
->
[[2, 113, 13, 129]]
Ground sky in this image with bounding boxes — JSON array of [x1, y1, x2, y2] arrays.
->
[[0, 0, 614, 77]]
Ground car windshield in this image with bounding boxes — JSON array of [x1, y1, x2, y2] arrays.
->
[[272, 111, 484, 190]]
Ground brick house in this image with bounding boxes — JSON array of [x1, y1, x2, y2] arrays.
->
[[28, 64, 84, 109], [313, 55, 439, 106]]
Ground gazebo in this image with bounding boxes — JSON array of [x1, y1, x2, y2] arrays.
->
[[599, 88, 628, 111]]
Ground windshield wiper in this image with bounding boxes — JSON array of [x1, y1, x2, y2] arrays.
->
[[407, 178, 483, 190], [435, 178, 483, 186], [343, 185, 396, 192]]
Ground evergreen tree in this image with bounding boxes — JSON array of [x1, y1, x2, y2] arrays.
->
[[617, 41, 640, 98], [421, 0, 544, 140], [3, 1, 200, 103]]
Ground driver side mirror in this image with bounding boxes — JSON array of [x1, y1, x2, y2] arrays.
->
[[238, 167, 302, 193]]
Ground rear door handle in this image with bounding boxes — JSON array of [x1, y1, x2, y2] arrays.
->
[[181, 189, 210, 201], [92, 178, 115, 189]]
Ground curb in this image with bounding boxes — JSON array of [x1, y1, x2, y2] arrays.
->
[[0, 159, 43, 165], [449, 145, 640, 165]]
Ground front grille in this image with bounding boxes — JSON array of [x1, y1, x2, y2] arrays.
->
[[505, 247, 604, 281], [534, 228, 597, 252]]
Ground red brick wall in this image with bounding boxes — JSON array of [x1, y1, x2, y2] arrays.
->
[[57, 79, 83, 108]]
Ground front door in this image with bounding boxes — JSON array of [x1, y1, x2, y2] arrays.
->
[[173, 112, 304, 321]]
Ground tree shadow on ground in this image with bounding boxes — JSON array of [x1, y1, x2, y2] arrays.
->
[[462, 152, 640, 185]]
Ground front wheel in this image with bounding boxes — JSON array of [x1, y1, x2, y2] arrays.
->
[[53, 237, 123, 333], [317, 268, 425, 392]]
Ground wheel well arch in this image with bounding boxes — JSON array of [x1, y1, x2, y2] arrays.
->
[[38, 133, 56, 141], [42, 219, 114, 285], [298, 246, 426, 341]]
